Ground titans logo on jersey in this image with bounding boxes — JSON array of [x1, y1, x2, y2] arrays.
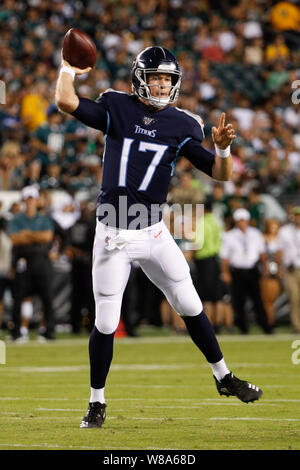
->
[[71, 89, 215, 228]]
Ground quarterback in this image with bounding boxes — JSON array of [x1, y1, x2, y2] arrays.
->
[[55, 46, 262, 428]]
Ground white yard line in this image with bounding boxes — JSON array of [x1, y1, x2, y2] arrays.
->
[[0, 417, 76, 420], [4, 333, 299, 348], [142, 403, 278, 407], [2, 397, 300, 403], [210, 417, 300, 422], [3, 362, 295, 374], [36, 408, 84, 412], [5, 363, 194, 373], [2, 414, 294, 422], [34, 402, 278, 412], [86, 384, 297, 388], [0, 443, 134, 450]]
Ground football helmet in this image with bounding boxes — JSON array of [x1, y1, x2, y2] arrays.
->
[[131, 46, 182, 108]]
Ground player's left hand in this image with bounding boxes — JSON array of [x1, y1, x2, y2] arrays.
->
[[212, 112, 236, 149]]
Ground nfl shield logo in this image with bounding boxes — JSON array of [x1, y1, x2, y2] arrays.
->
[[143, 116, 154, 126]]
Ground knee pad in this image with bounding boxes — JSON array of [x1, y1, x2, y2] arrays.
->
[[94, 295, 122, 335], [165, 277, 202, 318]]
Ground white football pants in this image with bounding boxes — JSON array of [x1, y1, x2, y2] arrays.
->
[[92, 219, 203, 334]]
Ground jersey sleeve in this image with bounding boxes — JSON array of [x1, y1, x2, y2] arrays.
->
[[178, 120, 215, 177], [71, 95, 108, 132]]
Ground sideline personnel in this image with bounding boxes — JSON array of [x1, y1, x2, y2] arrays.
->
[[276, 207, 300, 333], [220, 208, 272, 334], [8, 186, 55, 341]]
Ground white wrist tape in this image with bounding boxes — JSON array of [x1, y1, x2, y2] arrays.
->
[[214, 144, 231, 159], [60, 65, 75, 80]]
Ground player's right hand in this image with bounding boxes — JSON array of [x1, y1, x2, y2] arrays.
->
[[61, 50, 92, 75]]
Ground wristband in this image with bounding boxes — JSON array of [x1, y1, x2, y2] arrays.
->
[[214, 144, 230, 159], [60, 65, 75, 80]]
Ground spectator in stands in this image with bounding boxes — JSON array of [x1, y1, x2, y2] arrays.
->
[[8, 186, 55, 341], [20, 81, 49, 132], [265, 35, 290, 63], [208, 183, 227, 228], [23, 160, 41, 187], [220, 208, 272, 334], [244, 38, 264, 65], [51, 193, 81, 257], [171, 170, 204, 206], [223, 182, 247, 228], [266, 61, 289, 93], [271, 1, 300, 29], [32, 104, 65, 173], [276, 207, 300, 333], [247, 187, 266, 230], [202, 31, 225, 63], [0, 140, 24, 190]]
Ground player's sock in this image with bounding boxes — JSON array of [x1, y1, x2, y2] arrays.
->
[[209, 358, 230, 381], [89, 326, 115, 395], [182, 311, 224, 363], [90, 387, 105, 404]]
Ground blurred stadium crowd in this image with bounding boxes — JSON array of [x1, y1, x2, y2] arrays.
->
[[0, 0, 300, 339]]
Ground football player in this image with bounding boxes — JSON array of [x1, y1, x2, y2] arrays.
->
[[55, 46, 263, 428]]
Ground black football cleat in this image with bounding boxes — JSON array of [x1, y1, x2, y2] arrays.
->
[[80, 402, 107, 428], [214, 372, 263, 403]]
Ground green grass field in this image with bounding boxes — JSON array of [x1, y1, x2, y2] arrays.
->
[[1, 331, 300, 450]]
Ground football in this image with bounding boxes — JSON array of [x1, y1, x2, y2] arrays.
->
[[62, 28, 97, 69]]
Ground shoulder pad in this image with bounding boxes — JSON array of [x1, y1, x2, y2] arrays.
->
[[175, 107, 205, 135], [97, 88, 130, 99]]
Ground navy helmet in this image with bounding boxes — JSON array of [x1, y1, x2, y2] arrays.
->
[[131, 46, 182, 108]]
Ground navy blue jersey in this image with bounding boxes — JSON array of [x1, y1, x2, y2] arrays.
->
[[71, 90, 215, 228]]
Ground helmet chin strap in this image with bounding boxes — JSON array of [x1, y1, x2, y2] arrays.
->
[[145, 84, 171, 107], [146, 95, 170, 108]]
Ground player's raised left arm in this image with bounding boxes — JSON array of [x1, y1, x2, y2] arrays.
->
[[211, 112, 235, 181]]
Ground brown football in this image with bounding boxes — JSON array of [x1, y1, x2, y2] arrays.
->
[[62, 28, 97, 69]]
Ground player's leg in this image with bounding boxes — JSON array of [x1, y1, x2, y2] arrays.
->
[[81, 222, 131, 428], [139, 226, 228, 377], [140, 223, 262, 403]]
